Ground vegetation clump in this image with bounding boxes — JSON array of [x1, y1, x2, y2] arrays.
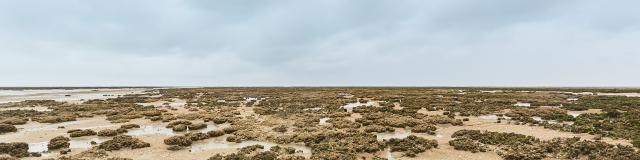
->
[[69, 129, 97, 137], [185, 132, 210, 141], [411, 124, 437, 135], [47, 136, 70, 150], [0, 142, 30, 158], [448, 137, 487, 153], [304, 130, 385, 159], [386, 135, 438, 157], [97, 129, 121, 137], [188, 123, 207, 130], [272, 125, 288, 133], [97, 135, 150, 151], [1, 118, 27, 125], [34, 115, 76, 123], [206, 130, 225, 137], [0, 124, 17, 134], [363, 125, 395, 133], [164, 136, 192, 146], [119, 124, 140, 130]]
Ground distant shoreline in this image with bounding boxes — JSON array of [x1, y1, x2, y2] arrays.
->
[[0, 86, 160, 90]]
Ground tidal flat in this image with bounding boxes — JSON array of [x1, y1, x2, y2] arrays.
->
[[1, 87, 639, 160]]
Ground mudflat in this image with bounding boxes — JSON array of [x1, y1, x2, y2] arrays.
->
[[1, 87, 639, 160]]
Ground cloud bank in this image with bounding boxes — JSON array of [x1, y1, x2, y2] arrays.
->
[[1, 0, 639, 86]]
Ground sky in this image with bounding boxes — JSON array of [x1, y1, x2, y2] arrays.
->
[[0, 0, 639, 87]]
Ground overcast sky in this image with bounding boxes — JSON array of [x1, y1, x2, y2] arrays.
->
[[1, 0, 639, 87]]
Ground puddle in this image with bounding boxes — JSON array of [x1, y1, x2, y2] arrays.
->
[[531, 116, 543, 121], [137, 99, 186, 108], [244, 97, 259, 101], [318, 118, 330, 125], [514, 102, 531, 107], [303, 107, 322, 111], [125, 126, 175, 136], [479, 115, 511, 120], [125, 124, 218, 136], [191, 140, 311, 157], [386, 147, 394, 160], [596, 93, 640, 97], [28, 142, 48, 153], [567, 111, 582, 117], [566, 109, 602, 118], [481, 90, 503, 93], [29, 137, 109, 153], [78, 124, 118, 130], [376, 130, 411, 141], [341, 101, 381, 111]]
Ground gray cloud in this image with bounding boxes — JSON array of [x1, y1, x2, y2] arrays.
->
[[1, 0, 639, 86]]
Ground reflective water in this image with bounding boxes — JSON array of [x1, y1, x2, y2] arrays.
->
[[481, 90, 503, 93], [479, 115, 511, 120], [567, 111, 582, 117], [376, 130, 411, 141], [125, 125, 175, 136], [303, 107, 322, 111], [566, 109, 602, 118], [531, 116, 543, 121], [597, 93, 640, 97], [125, 124, 218, 136], [386, 147, 394, 160], [341, 101, 380, 110], [28, 137, 109, 153], [514, 102, 531, 107], [567, 98, 579, 101], [319, 118, 330, 125]]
